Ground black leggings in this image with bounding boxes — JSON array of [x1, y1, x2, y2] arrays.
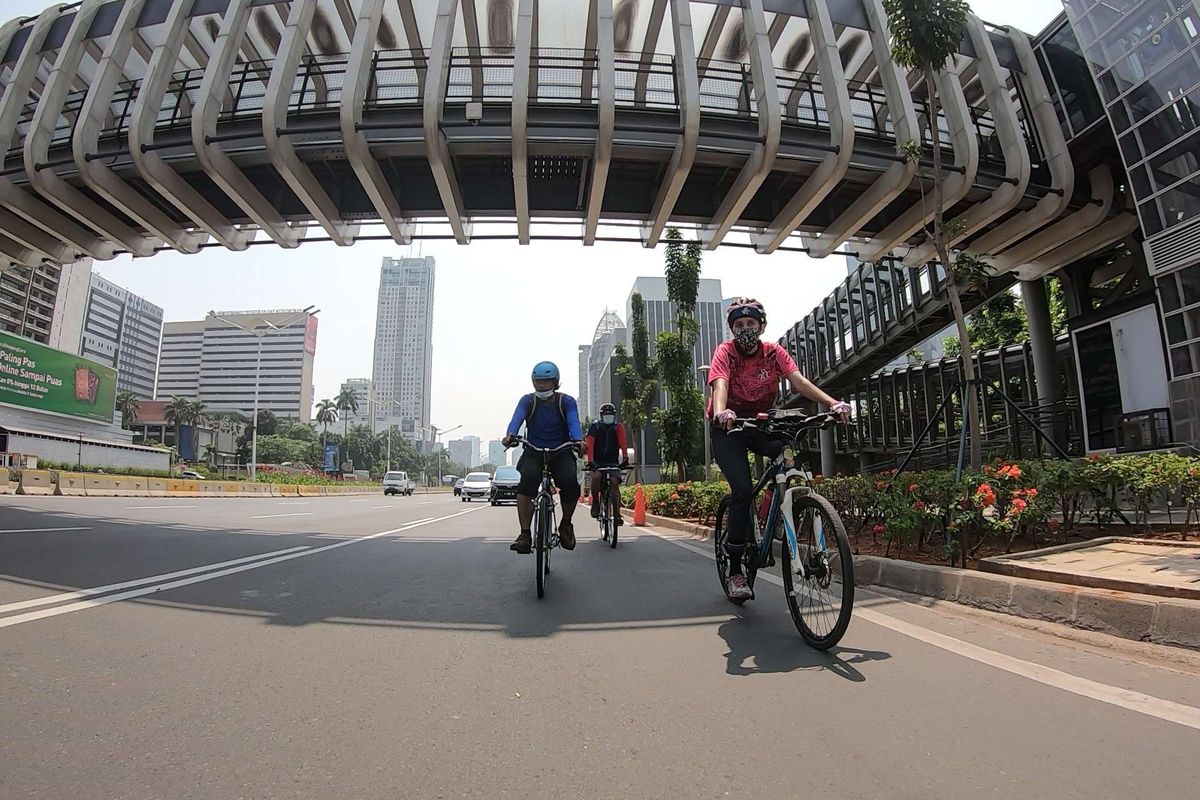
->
[[711, 423, 783, 554]]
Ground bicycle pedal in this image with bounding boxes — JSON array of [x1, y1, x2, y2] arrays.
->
[[766, 552, 776, 567]]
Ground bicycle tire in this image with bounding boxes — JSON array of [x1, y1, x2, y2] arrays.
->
[[608, 485, 619, 549], [780, 492, 854, 649], [713, 495, 756, 604], [535, 497, 550, 599]]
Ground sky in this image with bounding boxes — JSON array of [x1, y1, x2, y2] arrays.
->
[[6, 0, 1067, 456]]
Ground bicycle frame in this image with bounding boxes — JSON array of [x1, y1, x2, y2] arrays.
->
[[747, 445, 826, 581]]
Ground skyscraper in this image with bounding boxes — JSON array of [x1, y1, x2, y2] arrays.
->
[[3, 261, 88, 345], [338, 378, 375, 429], [448, 437, 480, 470], [156, 309, 318, 421], [488, 440, 506, 468], [372, 256, 435, 442], [78, 272, 165, 400], [579, 310, 625, 421]]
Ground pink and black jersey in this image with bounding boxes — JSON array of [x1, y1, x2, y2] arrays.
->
[[705, 340, 799, 418]]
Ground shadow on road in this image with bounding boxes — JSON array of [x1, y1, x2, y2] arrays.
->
[[718, 613, 892, 680], [1, 502, 891, 676]]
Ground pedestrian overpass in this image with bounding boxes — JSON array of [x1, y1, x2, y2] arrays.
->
[[0, 0, 1126, 275]]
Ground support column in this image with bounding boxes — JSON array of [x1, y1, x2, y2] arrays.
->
[[1021, 277, 1065, 448]]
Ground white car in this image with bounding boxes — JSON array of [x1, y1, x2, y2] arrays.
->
[[383, 471, 415, 496], [460, 472, 492, 502], [179, 469, 206, 480]]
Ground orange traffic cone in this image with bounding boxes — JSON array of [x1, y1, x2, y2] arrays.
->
[[633, 484, 647, 527]]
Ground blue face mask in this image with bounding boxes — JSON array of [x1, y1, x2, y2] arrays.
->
[[601, 415, 616, 425]]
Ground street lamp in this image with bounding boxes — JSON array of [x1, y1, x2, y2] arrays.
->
[[431, 423, 462, 485], [207, 306, 318, 481], [698, 364, 712, 481]]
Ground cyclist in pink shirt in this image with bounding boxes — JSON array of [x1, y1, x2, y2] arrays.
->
[[708, 298, 851, 601]]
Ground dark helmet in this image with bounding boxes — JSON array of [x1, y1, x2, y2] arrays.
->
[[726, 297, 766, 328]]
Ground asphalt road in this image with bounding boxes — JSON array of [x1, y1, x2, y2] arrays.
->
[[2, 493, 1199, 800]]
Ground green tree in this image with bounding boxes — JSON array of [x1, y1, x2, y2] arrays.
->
[[335, 387, 360, 463], [885, 0, 981, 468], [943, 280, 1070, 357], [164, 396, 192, 454], [654, 229, 705, 482], [115, 391, 140, 430], [315, 399, 338, 446], [615, 295, 658, 481]]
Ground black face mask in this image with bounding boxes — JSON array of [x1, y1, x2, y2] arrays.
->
[[734, 328, 761, 349]]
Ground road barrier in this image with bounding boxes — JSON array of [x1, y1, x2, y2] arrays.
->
[[147, 478, 168, 497], [84, 474, 150, 497], [55, 472, 89, 496], [17, 469, 53, 495], [0, 467, 10, 494]]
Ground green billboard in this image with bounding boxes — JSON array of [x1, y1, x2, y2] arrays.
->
[[0, 331, 117, 423]]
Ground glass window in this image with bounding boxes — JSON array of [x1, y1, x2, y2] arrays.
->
[[1167, 312, 1188, 342], [1122, 46, 1200, 122], [1159, 270, 1183, 310], [1180, 263, 1200, 304], [1154, 181, 1200, 228], [1140, 197, 1167, 235], [1144, 126, 1200, 186], [1134, 85, 1200, 153], [1042, 24, 1107, 135]]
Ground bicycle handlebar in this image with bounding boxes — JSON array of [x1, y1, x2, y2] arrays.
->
[[728, 410, 841, 433], [507, 436, 581, 455]]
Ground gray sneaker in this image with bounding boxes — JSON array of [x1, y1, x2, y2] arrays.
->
[[726, 574, 752, 600]]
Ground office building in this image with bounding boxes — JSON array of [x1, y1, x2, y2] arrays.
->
[[488, 440, 506, 468], [578, 310, 625, 421], [157, 309, 318, 422], [77, 273, 164, 400], [338, 378, 375, 429], [47, 259, 92, 352], [448, 437, 479, 470], [2, 262, 87, 345], [372, 256, 435, 442]]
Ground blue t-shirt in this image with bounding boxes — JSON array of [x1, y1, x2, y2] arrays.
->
[[506, 393, 583, 449]]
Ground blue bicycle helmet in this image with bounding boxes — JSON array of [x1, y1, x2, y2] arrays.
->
[[531, 361, 560, 384]]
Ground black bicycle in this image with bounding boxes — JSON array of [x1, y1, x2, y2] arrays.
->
[[587, 464, 631, 548], [713, 410, 854, 649], [510, 436, 579, 598]]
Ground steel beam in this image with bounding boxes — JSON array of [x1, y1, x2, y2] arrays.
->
[[583, 0, 614, 246], [424, 0, 472, 243]]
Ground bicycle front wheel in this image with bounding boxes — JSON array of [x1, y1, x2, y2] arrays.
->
[[607, 485, 619, 549], [535, 498, 550, 599], [781, 493, 854, 649]]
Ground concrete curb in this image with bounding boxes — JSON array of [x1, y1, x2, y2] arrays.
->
[[638, 514, 1200, 651]]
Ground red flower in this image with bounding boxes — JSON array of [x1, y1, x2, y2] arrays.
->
[[913, 500, 926, 511], [908, 483, 920, 493], [974, 482, 997, 508], [670, 492, 680, 500], [1026, 488, 1038, 498], [1012, 498, 1028, 511], [1048, 518, 1061, 528], [875, 481, 888, 491], [872, 523, 887, 535], [676, 483, 687, 491]]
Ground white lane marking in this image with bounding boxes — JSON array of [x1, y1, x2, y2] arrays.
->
[[250, 512, 314, 519], [660, 534, 1200, 732], [0, 546, 310, 614], [124, 505, 197, 510], [0, 527, 92, 534], [370, 505, 394, 509], [0, 507, 487, 630]]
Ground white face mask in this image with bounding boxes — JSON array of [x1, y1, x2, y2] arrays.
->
[[534, 390, 554, 400], [601, 415, 615, 425]]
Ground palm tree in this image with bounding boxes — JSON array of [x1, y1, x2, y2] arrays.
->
[[335, 387, 359, 464], [315, 399, 339, 446], [115, 391, 140, 430], [164, 396, 192, 454], [188, 400, 206, 459]]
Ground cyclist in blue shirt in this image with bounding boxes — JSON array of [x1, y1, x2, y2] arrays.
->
[[501, 361, 584, 554]]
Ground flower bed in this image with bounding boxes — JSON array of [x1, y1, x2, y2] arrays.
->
[[627, 452, 1200, 566]]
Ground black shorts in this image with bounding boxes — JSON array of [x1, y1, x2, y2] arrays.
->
[[516, 448, 581, 500]]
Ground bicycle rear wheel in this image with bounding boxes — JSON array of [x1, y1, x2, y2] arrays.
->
[[714, 496, 756, 603], [535, 498, 550, 598], [781, 493, 854, 649]]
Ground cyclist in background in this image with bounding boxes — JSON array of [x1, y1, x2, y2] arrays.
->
[[586, 402, 630, 526]]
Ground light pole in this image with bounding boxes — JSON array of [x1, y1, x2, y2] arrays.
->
[[698, 364, 712, 481], [431, 423, 461, 485], [207, 306, 318, 480]]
